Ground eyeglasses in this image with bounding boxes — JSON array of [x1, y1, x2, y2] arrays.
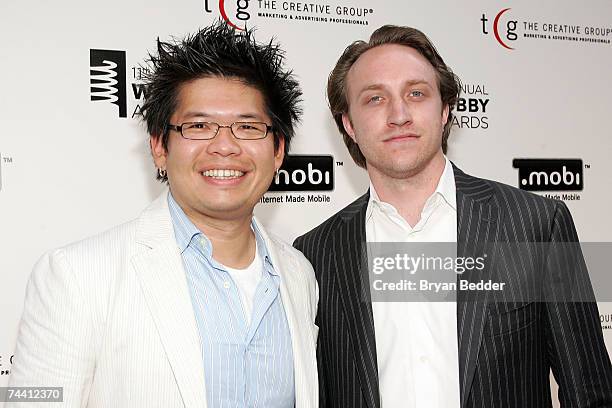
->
[[167, 121, 274, 140]]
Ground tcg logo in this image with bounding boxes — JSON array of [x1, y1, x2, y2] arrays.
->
[[513, 159, 583, 192], [205, 0, 251, 30], [481, 8, 518, 50]]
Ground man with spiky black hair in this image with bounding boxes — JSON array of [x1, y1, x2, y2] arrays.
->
[[8, 21, 319, 408]]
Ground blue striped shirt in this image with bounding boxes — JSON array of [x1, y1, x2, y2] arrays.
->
[[168, 194, 295, 407]]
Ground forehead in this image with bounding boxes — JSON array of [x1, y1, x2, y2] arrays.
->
[[346, 44, 439, 94], [173, 76, 268, 120]]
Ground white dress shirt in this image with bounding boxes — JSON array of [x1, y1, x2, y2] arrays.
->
[[367, 157, 461, 408]]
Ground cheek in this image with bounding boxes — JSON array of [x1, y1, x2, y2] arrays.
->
[[349, 113, 372, 136], [353, 117, 380, 144], [167, 144, 199, 171], [252, 147, 278, 173], [429, 102, 447, 125], [260, 151, 277, 170]]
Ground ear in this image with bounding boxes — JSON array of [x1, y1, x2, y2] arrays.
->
[[341, 113, 357, 142], [441, 104, 450, 126], [274, 134, 285, 171], [150, 135, 168, 169]]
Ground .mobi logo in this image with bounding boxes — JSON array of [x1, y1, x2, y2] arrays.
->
[[269, 155, 334, 192], [512, 159, 583, 191]]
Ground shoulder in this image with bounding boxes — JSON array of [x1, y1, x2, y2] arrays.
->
[[265, 233, 319, 321], [30, 217, 142, 295], [55, 218, 140, 264], [485, 177, 567, 219], [456, 165, 562, 212], [33, 191, 173, 282], [25, 218, 142, 330], [265, 232, 318, 307], [457, 168, 573, 236], [267, 233, 316, 277]]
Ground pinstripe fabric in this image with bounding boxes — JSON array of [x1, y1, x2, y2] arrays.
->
[[168, 194, 295, 408], [294, 165, 612, 408], [8, 190, 319, 408]]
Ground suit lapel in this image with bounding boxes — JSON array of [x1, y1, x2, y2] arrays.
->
[[334, 193, 381, 408], [453, 166, 501, 408], [336, 167, 501, 408], [131, 192, 207, 408], [335, 167, 501, 407]]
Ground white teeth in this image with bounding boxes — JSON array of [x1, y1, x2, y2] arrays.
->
[[202, 169, 245, 179]]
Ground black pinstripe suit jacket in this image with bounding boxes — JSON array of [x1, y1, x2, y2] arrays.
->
[[293, 165, 612, 408]]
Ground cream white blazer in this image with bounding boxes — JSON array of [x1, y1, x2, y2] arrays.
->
[[8, 192, 319, 408]]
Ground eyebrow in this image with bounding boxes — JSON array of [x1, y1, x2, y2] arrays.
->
[[181, 112, 264, 121], [356, 79, 432, 96]]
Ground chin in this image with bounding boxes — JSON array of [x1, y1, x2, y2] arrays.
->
[[379, 160, 432, 179], [204, 201, 244, 213], [210, 198, 258, 214], [388, 158, 420, 173]]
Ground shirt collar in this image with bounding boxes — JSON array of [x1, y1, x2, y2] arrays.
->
[[252, 220, 277, 275], [167, 192, 276, 273], [366, 156, 457, 221], [436, 157, 457, 210], [168, 192, 202, 254]]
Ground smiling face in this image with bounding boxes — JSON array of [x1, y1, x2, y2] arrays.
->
[[342, 44, 449, 184], [151, 76, 284, 222]]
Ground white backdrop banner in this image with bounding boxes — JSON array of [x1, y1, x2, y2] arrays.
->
[[1, 0, 611, 403]]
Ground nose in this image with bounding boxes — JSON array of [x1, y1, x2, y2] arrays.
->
[[206, 126, 242, 156], [387, 96, 412, 127]]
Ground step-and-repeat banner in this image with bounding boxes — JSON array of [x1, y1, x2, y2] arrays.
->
[[2, 0, 611, 403]]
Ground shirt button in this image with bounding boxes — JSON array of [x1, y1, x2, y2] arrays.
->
[[223, 281, 231, 289], [419, 356, 428, 363]]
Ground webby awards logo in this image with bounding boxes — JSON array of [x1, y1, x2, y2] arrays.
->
[[89, 49, 150, 119], [90, 49, 127, 118], [452, 83, 490, 130]]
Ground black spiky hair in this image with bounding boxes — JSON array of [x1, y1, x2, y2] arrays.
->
[[140, 21, 302, 179]]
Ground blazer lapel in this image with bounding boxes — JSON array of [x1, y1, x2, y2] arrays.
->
[[453, 166, 501, 408], [131, 192, 207, 408], [254, 218, 318, 408], [334, 193, 381, 408]]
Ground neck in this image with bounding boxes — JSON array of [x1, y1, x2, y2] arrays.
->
[[369, 153, 446, 226], [183, 207, 256, 269]]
